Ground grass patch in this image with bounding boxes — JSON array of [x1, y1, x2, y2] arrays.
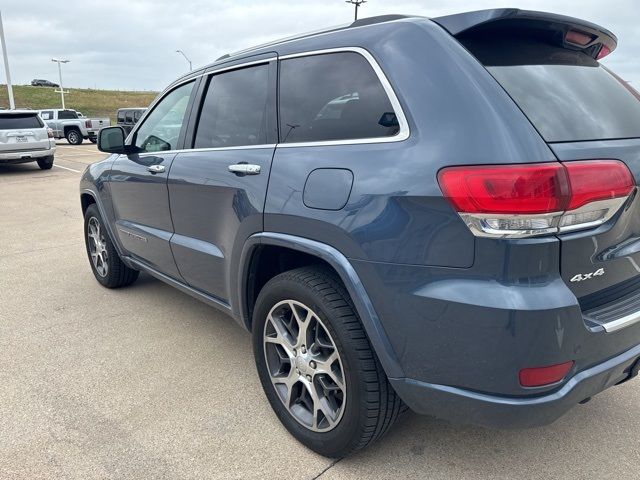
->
[[0, 84, 158, 122]]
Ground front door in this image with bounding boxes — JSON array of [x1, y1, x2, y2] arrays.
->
[[109, 80, 196, 279], [168, 58, 277, 302]]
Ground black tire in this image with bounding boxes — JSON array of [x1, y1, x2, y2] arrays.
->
[[252, 266, 404, 458], [66, 128, 83, 145], [37, 156, 54, 170], [84, 204, 139, 288], [89, 136, 97, 144]]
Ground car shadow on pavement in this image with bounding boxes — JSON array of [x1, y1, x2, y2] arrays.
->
[[0, 163, 49, 175]]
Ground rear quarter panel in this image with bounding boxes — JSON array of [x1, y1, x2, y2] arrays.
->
[[265, 19, 555, 267]]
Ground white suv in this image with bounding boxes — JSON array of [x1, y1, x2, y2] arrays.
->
[[0, 110, 56, 170]]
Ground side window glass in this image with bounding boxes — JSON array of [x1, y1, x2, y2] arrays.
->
[[125, 111, 133, 123], [117, 111, 125, 122], [58, 110, 78, 120], [279, 52, 399, 143], [134, 110, 144, 122], [134, 81, 194, 153], [194, 64, 270, 149], [41, 111, 53, 120]]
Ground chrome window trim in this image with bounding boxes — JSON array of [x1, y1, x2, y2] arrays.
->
[[129, 57, 277, 143], [136, 144, 277, 157], [277, 47, 410, 148], [131, 48, 409, 152]]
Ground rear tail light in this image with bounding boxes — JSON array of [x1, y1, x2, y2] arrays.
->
[[597, 44, 612, 60], [519, 361, 574, 387], [565, 30, 594, 47], [85, 120, 91, 128], [47, 128, 54, 138], [438, 160, 634, 238]]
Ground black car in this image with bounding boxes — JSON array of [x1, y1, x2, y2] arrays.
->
[[31, 79, 59, 88], [116, 108, 147, 134]]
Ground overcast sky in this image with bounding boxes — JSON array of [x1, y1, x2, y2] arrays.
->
[[1, 0, 638, 91]]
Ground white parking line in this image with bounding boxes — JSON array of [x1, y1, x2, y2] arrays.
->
[[53, 164, 81, 173], [60, 145, 105, 155]]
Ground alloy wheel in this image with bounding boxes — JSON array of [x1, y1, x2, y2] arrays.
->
[[263, 300, 346, 432], [87, 216, 109, 277]]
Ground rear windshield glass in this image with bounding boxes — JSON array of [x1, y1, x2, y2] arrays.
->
[[462, 38, 640, 142], [0, 113, 43, 130]]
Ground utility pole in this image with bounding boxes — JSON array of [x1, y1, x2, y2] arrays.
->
[[176, 49, 192, 71], [51, 58, 69, 109], [0, 10, 15, 109], [345, 0, 366, 21]]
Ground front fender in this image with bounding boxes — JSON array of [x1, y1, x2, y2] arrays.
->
[[237, 232, 404, 378]]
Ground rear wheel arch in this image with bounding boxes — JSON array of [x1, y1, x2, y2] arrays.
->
[[239, 233, 404, 379]]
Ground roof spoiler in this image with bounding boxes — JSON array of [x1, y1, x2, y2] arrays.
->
[[432, 9, 617, 60]]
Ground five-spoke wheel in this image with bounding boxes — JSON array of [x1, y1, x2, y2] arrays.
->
[[264, 300, 346, 432], [87, 216, 109, 277], [253, 266, 405, 458], [83, 204, 139, 288]]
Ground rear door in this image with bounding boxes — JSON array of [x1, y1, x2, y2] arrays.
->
[[167, 55, 277, 302], [109, 80, 197, 279], [0, 113, 49, 152]]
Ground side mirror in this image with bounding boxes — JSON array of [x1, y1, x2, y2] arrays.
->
[[97, 126, 129, 154]]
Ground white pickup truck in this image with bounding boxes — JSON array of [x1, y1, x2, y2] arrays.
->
[[39, 109, 110, 145]]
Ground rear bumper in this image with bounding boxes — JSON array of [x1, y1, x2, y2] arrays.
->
[[0, 147, 55, 163], [390, 343, 640, 428]]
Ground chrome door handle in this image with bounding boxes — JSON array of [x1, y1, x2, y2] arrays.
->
[[228, 164, 261, 175], [147, 165, 166, 174]]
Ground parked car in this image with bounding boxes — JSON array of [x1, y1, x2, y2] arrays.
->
[[31, 79, 59, 88], [39, 109, 110, 144], [80, 10, 640, 457], [116, 108, 147, 135], [0, 110, 55, 169]]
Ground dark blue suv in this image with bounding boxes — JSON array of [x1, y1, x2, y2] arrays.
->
[[81, 10, 640, 457]]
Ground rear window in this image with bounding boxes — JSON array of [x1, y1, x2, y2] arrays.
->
[[279, 52, 399, 143], [463, 37, 640, 142], [0, 113, 44, 130]]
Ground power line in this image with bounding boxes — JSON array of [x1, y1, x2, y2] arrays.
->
[[345, 0, 366, 21]]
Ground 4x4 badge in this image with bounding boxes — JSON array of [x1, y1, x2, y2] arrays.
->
[[570, 268, 605, 282]]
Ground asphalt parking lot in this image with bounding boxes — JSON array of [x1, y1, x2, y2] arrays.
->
[[1, 142, 640, 479]]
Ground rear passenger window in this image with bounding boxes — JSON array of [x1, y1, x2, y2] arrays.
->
[[40, 111, 53, 120], [279, 52, 399, 144], [58, 110, 78, 120], [117, 111, 126, 122], [125, 111, 133, 123], [194, 64, 271, 148]]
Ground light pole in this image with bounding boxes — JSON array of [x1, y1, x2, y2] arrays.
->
[[345, 0, 366, 21], [0, 10, 15, 109], [51, 58, 69, 109], [176, 49, 192, 71]]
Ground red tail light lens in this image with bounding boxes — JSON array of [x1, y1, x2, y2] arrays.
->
[[597, 45, 611, 60], [519, 361, 574, 387], [85, 120, 91, 128], [47, 128, 54, 138], [438, 160, 634, 238], [565, 30, 594, 47], [437, 164, 569, 214], [564, 160, 634, 210]]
